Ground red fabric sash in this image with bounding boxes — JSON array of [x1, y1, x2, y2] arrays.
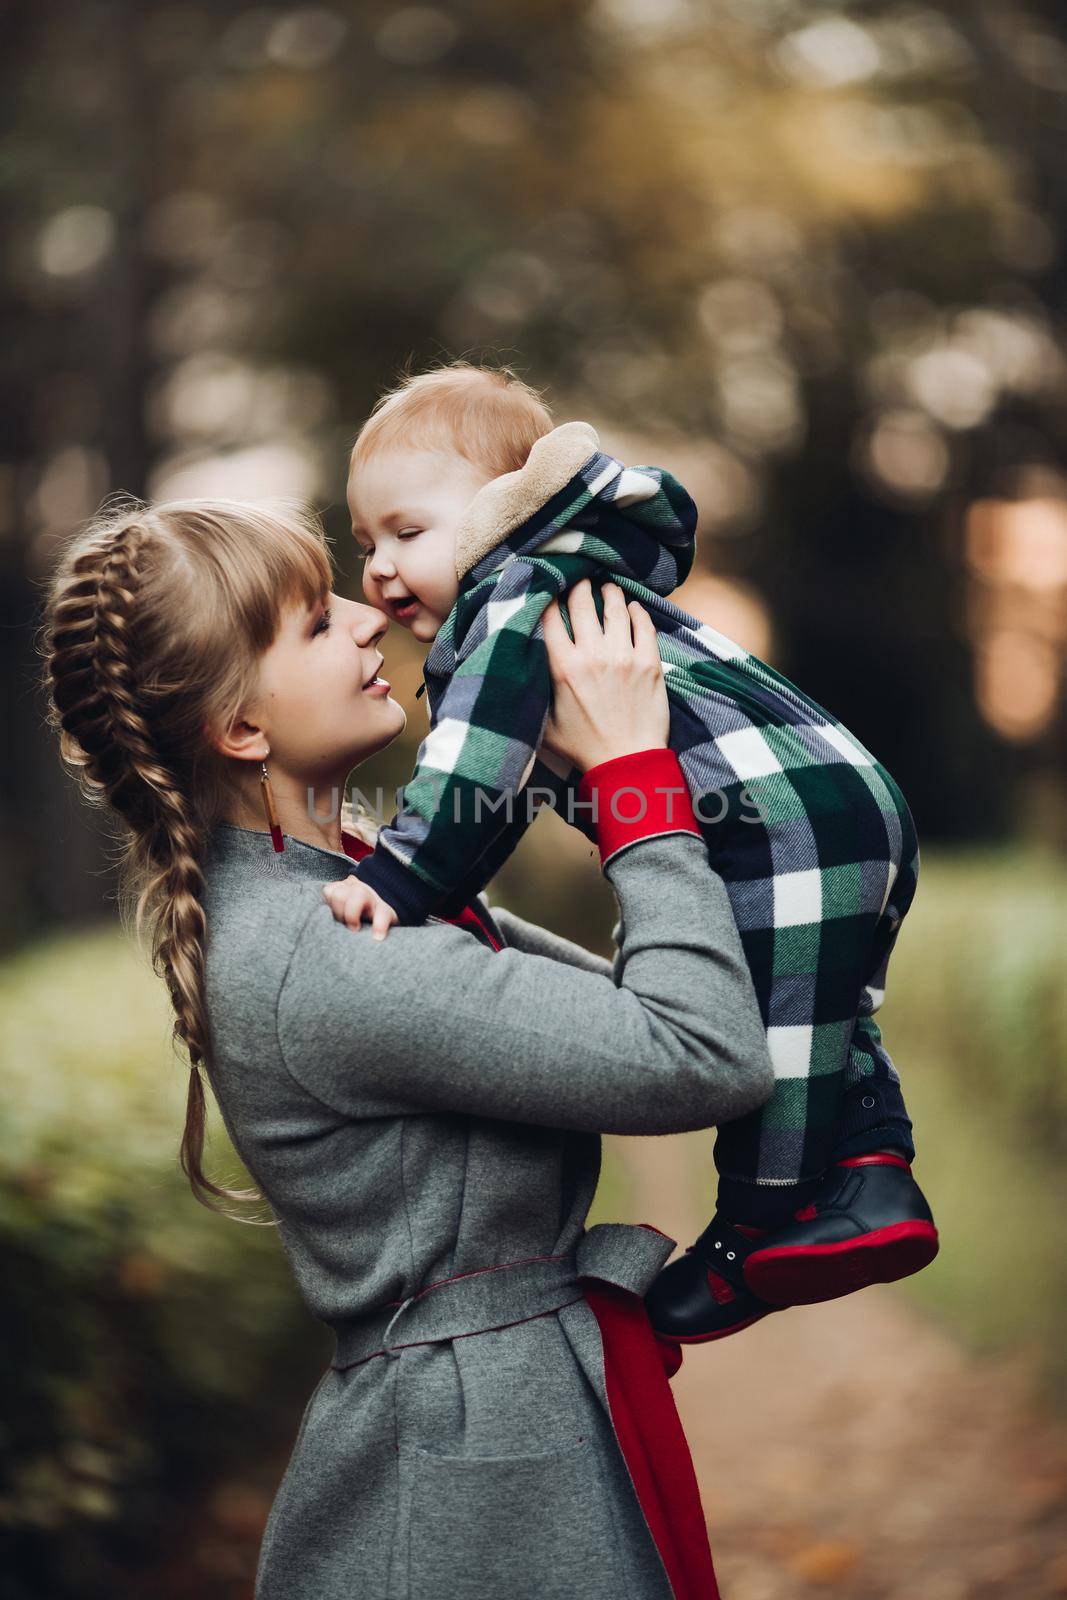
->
[[586, 1282, 718, 1600]]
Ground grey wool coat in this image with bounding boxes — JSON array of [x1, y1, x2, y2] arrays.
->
[[201, 821, 774, 1600]]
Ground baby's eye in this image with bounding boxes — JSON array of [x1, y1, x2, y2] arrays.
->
[[397, 528, 422, 541]]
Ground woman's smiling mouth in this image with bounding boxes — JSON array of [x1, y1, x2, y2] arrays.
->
[[362, 659, 391, 696]]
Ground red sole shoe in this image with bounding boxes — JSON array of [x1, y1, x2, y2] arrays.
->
[[745, 1220, 940, 1306], [668, 1309, 777, 1344], [643, 1215, 785, 1341]]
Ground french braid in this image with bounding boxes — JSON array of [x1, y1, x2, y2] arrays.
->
[[43, 498, 331, 1219]]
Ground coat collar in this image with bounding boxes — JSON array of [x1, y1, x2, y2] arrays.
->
[[206, 821, 504, 950], [207, 822, 360, 890]]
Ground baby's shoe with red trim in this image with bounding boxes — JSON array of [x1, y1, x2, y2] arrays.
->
[[742, 1154, 939, 1307], [643, 1215, 783, 1343]]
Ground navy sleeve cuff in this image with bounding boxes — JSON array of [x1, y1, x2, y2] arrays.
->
[[353, 847, 444, 927]]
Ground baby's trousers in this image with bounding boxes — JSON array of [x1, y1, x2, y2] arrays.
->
[[676, 710, 919, 1231]]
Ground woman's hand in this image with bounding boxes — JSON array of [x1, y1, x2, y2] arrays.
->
[[321, 877, 399, 940], [541, 579, 669, 773]]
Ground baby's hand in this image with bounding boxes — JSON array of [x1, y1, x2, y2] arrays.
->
[[321, 877, 399, 941]]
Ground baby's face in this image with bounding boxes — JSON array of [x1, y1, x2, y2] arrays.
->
[[348, 448, 492, 643]]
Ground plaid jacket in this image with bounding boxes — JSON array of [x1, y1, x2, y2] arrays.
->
[[355, 424, 918, 1179], [354, 424, 697, 922]]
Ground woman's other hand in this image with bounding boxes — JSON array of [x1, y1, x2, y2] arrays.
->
[[541, 580, 669, 772]]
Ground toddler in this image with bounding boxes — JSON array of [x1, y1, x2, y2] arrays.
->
[[334, 361, 938, 1342]]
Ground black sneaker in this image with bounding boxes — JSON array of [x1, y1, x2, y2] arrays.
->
[[743, 1154, 939, 1307], [644, 1214, 783, 1343]]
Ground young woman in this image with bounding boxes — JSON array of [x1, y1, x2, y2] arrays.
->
[[43, 499, 774, 1600]]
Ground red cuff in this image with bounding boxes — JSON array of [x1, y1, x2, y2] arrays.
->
[[578, 748, 702, 868]]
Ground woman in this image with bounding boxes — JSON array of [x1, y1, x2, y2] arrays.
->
[[43, 498, 774, 1600]]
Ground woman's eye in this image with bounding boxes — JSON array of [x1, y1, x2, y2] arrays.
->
[[313, 607, 332, 636]]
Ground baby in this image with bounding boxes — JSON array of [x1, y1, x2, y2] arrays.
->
[[333, 361, 938, 1343]]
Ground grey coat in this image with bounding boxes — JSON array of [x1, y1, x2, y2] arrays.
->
[[201, 822, 774, 1600]]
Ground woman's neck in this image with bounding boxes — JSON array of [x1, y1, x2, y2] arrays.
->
[[227, 766, 348, 855]]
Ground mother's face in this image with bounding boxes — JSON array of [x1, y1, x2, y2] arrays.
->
[[250, 590, 406, 782]]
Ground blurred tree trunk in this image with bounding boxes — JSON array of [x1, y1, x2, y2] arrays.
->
[[756, 372, 1017, 842], [748, 0, 1067, 842], [3, 0, 162, 949]]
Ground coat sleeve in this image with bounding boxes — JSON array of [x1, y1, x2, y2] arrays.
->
[[275, 831, 775, 1135], [489, 904, 614, 977], [351, 559, 565, 925]]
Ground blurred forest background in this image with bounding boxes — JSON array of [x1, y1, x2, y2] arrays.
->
[[3, 1, 1067, 1596]]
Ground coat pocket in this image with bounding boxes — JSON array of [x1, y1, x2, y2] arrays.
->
[[407, 1437, 623, 1600]]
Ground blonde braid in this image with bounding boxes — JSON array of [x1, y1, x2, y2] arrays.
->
[[45, 512, 264, 1217]]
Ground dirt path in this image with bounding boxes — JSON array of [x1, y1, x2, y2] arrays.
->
[[610, 1132, 1067, 1600]]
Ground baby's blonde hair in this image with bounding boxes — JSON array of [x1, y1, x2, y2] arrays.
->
[[349, 359, 554, 482]]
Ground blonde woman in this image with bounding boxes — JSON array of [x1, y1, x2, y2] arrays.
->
[[43, 500, 773, 1600]]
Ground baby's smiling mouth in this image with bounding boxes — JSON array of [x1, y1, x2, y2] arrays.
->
[[387, 594, 419, 619]]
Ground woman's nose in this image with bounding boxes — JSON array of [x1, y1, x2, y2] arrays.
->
[[350, 601, 389, 645]]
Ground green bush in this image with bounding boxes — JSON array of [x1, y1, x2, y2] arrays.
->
[[0, 927, 329, 1600], [879, 847, 1067, 1392], [886, 847, 1067, 1144]]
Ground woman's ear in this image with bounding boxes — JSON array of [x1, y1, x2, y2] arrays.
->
[[204, 714, 268, 764]]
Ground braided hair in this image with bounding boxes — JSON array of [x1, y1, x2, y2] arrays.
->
[[41, 497, 333, 1219]]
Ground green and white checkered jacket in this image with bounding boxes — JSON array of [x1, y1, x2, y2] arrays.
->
[[355, 422, 919, 1186]]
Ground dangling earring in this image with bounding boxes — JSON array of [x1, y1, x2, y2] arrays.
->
[[260, 754, 285, 852]]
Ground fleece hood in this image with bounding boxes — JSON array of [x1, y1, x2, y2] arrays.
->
[[453, 421, 697, 598]]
